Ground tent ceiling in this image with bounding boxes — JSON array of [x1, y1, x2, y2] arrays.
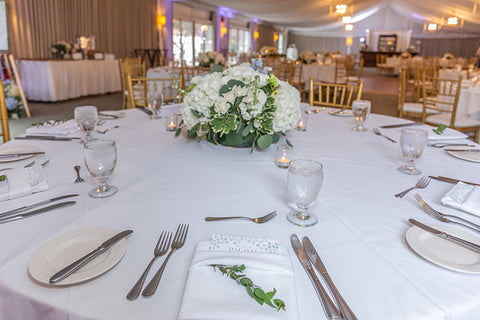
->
[[196, 0, 480, 36]]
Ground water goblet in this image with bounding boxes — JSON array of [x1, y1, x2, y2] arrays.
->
[[287, 159, 323, 227], [352, 100, 371, 132], [74, 106, 98, 142], [147, 91, 164, 119], [397, 128, 428, 175], [84, 140, 118, 198]]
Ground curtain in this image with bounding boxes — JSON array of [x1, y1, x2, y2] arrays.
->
[[7, 0, 158, 59]]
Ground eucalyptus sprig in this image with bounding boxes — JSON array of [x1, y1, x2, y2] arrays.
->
[[31, 119, 68, 127], [433, 124, 447, 135], [0, 174, 5, 182], [211, 264, 286, 312]]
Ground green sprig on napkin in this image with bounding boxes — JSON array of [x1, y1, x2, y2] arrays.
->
[[211, 264, 286, 312], [0, 175, 5, 182], [432, 124, 447, 135]]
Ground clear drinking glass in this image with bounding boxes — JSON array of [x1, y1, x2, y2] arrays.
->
[[398, 128, 428, 175], [84, 140, 118, 198], [352, 100, 371, 132], [287, 159, 323, 227], [74, 106, 98, 142], [147, 92, 164, 119]]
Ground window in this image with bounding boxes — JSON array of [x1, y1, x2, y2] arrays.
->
[[229, 28, 251, 54], [172, 19, 214, 66]]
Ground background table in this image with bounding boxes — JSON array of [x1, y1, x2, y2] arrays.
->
[[18, 60, 122, 102], [302, 64, 336, 89], [0, 109, 479, 320]]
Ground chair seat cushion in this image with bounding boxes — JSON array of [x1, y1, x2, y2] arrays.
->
[[403, 102, 438, 114], [426, 113, 480, 128]]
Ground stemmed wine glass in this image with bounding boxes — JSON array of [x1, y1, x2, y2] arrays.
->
[[74, 106, 98, 142], [147, 92, 164, 119], [287, 159, 324, 227], [84, 140, 118, 198], [352, 100, 371, 132], [397, 128, 428, 175]]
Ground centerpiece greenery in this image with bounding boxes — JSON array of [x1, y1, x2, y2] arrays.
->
[[299, 51, 317, 64], [198, 51, 226, 68], [3, 80, 26, 119], [175, 59, 301, 151], [51, 40, 80, 59]]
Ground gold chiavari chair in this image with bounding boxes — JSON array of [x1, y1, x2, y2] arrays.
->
[[345, 58, 364, 86], [127, 76, 180, 109], [273, 62, 293, 82], [376, 54, 388, 74], [334, 57, 350, 84], [421, 74, 480, 142], [289, 63, 305, 101], [0, 80, 11, 143], [180, 66, 211, 90], [309, 77, 363, 109], [120, 59, 146, 109]]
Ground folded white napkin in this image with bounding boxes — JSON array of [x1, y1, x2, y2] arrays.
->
[[26, 119, 80, 137], [0, 166, 48, 201], [177, 235, 299, 320], [441, 182, 480, 216], [379, 125, 467, 141]]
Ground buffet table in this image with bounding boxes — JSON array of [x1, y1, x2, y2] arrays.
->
[[0, 109, 479, 319], [17, 60, 122, 102]]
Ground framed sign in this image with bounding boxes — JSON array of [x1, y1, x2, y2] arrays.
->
[[0, 1, 8, 51]]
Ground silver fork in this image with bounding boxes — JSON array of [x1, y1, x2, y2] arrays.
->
[[414, 193, 480, 234], [74, 165, 85, 183], [127, 231, 172, 301], [96, 126, 119, 134], [395, 176, 430, 198], [142, 224, 189, 297], [373, 128, 396, 143], [204, 211, 277, 224]]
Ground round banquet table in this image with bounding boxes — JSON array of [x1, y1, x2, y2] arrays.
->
[[302, 64, 336, 89], [0, 109, 480, 320]]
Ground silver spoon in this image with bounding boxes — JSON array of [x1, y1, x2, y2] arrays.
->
[[96, 126, 119, 134], [205, 211, 277, 224]]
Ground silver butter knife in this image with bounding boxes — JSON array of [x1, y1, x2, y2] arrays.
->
[[0, 194, 79, 218], [15, 136, 80, 141], [303, 237, 358, 320], [409, 219, 480, 253], [378, 122, 421, 129], [0, 152, 45, 159], [291, 234, 341, 319], [429, 176, 480, 187], [49, 229, 133, 284], [0, 200, 76, 224], [444, 148, 480, 152]]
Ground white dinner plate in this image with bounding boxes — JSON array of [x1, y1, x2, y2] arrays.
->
[[98, 111, 125, 119], [406, 224, 480, 273], [0, 145, 40, 163], [28, 228, 127, 286], [446, 149, 480, 163], [328, 109, 353, 117]]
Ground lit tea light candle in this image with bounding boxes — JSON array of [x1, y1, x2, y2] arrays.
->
[[165, 114, 179, 132], [276, 145, 293, 168], [297, 121, 306, 131]]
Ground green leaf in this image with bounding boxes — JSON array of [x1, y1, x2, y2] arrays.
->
[[265, 289, 276, 300], [175, 127, 182, 137], [254, 295, 264, 305], [0, 174, 5, 182], [240, 277, 253, 287], [272, 134, 279, 144], [187, 124, 199, 139], [227, 79, 246, 88], [257, 134, 273, 149], [254, 288, 266, 300], [433, 124, 447, 135], [286, 138, 293, 148], [264, 299, 275, 308], [242, 125, 252, 137], [246, 286, 254, 298], [210, 64, 223, 73], [219, 85, 229, 95], [191, 109, 201, 118], [274, 299, 286, 311]]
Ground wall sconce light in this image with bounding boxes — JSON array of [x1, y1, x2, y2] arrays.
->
[[200, 24, 208, 32], [221, 26, 227, 37], [273, 33, 279, 41], [156, 15, 166, 26], [346, 37, 353, 46], [254, 31, 259, 40], [344, 24, 354, 32]]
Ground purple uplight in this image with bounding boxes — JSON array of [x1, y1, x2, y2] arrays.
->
[[217, 6, 235, 18]]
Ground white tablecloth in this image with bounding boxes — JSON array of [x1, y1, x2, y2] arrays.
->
[[302, 64, 336, 88], [0, 109, 480, 320], [18, 60, 122, 102]]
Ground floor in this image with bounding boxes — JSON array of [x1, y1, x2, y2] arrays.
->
[[5, 67, 400, 139]]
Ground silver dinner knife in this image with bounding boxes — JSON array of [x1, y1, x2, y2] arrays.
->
[[291, 234, 341, 319], [429, 176, 480, 187], [303, 237, 358, 320], [409, 219, 480, 253], [15, 136, 80, 141], [0, 201, 76, 224], [0, 152, 45, 159], [378, 122, 421, 129], [49, 229, 133, 284], [444, 148, 480, 152], [0, 194, 79, 218]]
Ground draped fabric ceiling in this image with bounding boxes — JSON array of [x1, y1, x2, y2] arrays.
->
[[198, 0, 480, 37]]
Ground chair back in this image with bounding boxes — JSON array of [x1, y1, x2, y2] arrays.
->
[[309, 77, 363, 108], [0, 80, 11, 143], [273, 62, 293, 82], [334, 58, 349, 84], [345, 58, 364, 85], [180, 66, 211, 90], [421, 74, 462, 127], [127, 76, 180, 109]]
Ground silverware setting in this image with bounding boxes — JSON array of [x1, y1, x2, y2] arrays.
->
[[414, 193, 480, 234], [378, 122, 421, 129], [142, 224, 189, 297], [373, 128, 396, 143], [291, 234, 342, 320], [305, 107, 324, 114], [1, 159, 49, 171], [428, 143, 476, 148], [409, 219, 480, 253], [0, 194, 79, 218], [127, 231, 172, 300], [0, 200, 76, 224], [74, 165, 85, 183], [99, 112, 121, 119], [429, 175, 480, 187], [204, 211, 277, 224], [97, 119, 106, 126], [395, 176, 431, 198], [49, 230, 133, 284], [444, 148, 480, 152], [96, 126, 119, 134], [0, 152, 45, 159], [15, 136, 80, 141]]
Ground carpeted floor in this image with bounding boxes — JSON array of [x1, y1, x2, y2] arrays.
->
[[6, 67, 400, 139]]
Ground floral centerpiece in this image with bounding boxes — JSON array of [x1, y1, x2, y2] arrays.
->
[[299, 51, 317, 64], [51, 41, 80, 59], [443, 53, 455, 60], [198, 51, 226, 68], [3, 80, 26, 118], [176, 59, 301, 151], [260, 46, 279, 57], [400, 52, 412, 59]]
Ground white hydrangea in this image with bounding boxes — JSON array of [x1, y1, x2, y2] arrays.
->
[[272, 80, 301, 132]]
